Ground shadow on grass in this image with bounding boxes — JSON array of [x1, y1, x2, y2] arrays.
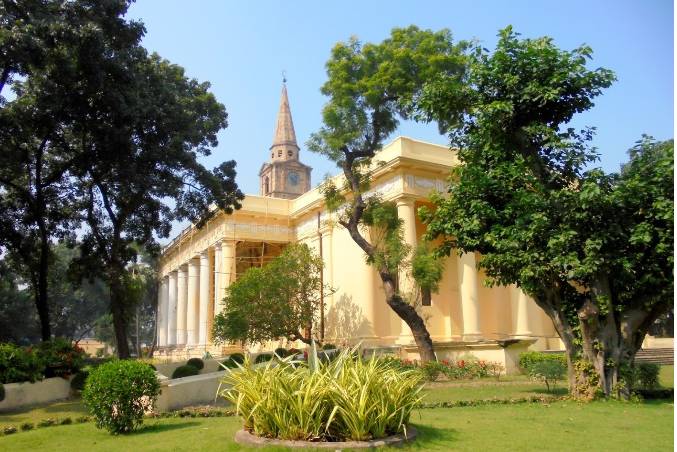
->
[[133, 421, 201, 435], [404, 424, 459, 450], [522, 387, 568, 396]]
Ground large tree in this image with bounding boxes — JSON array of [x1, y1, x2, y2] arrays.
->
[[420, 27, 673, 397], [309, 27, 467, 362], [75, 51, 243, 358], [0, 0, 145, 340], [213, 244, 334, 346]]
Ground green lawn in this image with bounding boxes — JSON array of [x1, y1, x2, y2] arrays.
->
[[1, 400, 672, 451], [1, 365, 673, 450]]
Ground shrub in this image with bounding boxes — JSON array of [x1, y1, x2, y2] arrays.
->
[[20, 422, 34, 431], [219, 346, 423, 442], [421, 361, 446, 382], [221, 353, 246, 369], [486, 362, 505, 380], [37, 418, 56, 427], [36, 338, 86, 378], [172, 365, 199, 379], [530, 360, 566, 392], [0, 343, 43, 383], [254, 353, 273, 364], [186, 358, 204, 371], [274, 347, 288, 358], [82, 360, 160, 434], [519, 351, 567, 374], [70, 370, 89, 391], [637, 363, 660, 390]]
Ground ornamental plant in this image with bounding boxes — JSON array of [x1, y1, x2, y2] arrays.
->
[[36, 339, 86, 378], [219, 344, 423, 442], [0, 343, 43, 384], [172, 365, 199, 379], [82, 360, 160, 434]]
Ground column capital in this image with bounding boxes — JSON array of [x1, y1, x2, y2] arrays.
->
[[395, 195, 417, 207]]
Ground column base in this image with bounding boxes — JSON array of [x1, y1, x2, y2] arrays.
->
[[461, 333, 484, 342]]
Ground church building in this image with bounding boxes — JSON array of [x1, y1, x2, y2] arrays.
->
[[155, 82, 567, 370]]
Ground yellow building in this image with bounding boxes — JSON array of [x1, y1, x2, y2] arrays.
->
[[155, 83, 565, 370]]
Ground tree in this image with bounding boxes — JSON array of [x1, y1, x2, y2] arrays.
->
[[308, 26, 467, 362], [419, 27, 673, 397], [212, 244, 334, 346], [0, 0, 145, 340], [74, 50, 244, 359]]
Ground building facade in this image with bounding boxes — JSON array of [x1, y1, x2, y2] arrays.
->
[[155, 83, 566, 368]]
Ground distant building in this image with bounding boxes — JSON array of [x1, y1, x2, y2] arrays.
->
[[154, 82, 573, 369]]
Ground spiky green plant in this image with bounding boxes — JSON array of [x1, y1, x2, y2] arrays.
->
[[218, 345, 424, 442]]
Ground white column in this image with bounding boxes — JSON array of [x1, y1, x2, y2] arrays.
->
[[167, 271, 178, 346], [217, 241, 236, 316], [213, 242, 222, 316], [198, 250, 210, 345], [396, 197, 417, 343], [514, 288, 533, 338], [157, 277, 168, 346], [176, 264, 188, 345], [458, 252, 482, 341], [187, 258, 200, 346]]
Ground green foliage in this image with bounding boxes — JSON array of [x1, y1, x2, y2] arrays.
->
[[36, 338, 86, 378], [20, 422, 34, 431], [321, 344, 337, 351], [274, 348, 289, 358], [362, 199, 409, 274], [82, 360, 160, 434], [418, 26, 672, 395], [0, 343, 43, 384], [421, 361, 447, 382], [221, 353, 245, 369], [220, 346, 424, 441], [186, 358, 204, 371], [70, 370, 89, 392], [621, 363, 661, 391], [212, 244, 333, 345], [519, 352, 567, 374], [171, 365, 200, 379], [411, 242, 445, 294], [254, 353, 273, 364], [530, 361, 566, 393]]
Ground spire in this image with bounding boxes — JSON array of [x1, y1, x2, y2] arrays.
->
[[270, 80, 298, 152]]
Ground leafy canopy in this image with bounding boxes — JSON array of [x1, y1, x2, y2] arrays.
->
[[212, 244, 333, 345]]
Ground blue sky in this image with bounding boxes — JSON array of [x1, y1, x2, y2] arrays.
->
[[126, 0, 674, 239]]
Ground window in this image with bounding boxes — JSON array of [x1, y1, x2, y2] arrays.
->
[[421, 289, 432, 306], [278, 150, 282, 157], [287, 150, 293, 157], [264, 177, 270, 194], [271, 152, 274, 158]]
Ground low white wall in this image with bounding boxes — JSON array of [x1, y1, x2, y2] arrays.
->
[[0, 377, 72, 412], [155, 370, 229, 412], [155, 359, 224, 378]]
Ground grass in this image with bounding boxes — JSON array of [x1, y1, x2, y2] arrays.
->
[[1, 364, 672, 449], [1, 400, 672, 451]]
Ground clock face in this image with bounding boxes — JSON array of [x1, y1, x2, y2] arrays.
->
[[287, 171, 300, 186]]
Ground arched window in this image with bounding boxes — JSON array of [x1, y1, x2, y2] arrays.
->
[[278, 150, 282, 157], [264, 177, 270, 194], [287, 150, 293, 157]]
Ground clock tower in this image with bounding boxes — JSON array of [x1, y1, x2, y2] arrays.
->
[[259, 80, 311, 199]]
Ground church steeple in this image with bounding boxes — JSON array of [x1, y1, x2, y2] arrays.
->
[[259, 78, 312, 199], [269, 81, 299, 161]]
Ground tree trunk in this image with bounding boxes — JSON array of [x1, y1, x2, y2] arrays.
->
[[36, 230, 51, 341], [109, 269, 130, 359]]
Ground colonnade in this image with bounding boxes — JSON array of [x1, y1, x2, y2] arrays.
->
[[157, 240, 237, 347], [394, 196, 531, 342]]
